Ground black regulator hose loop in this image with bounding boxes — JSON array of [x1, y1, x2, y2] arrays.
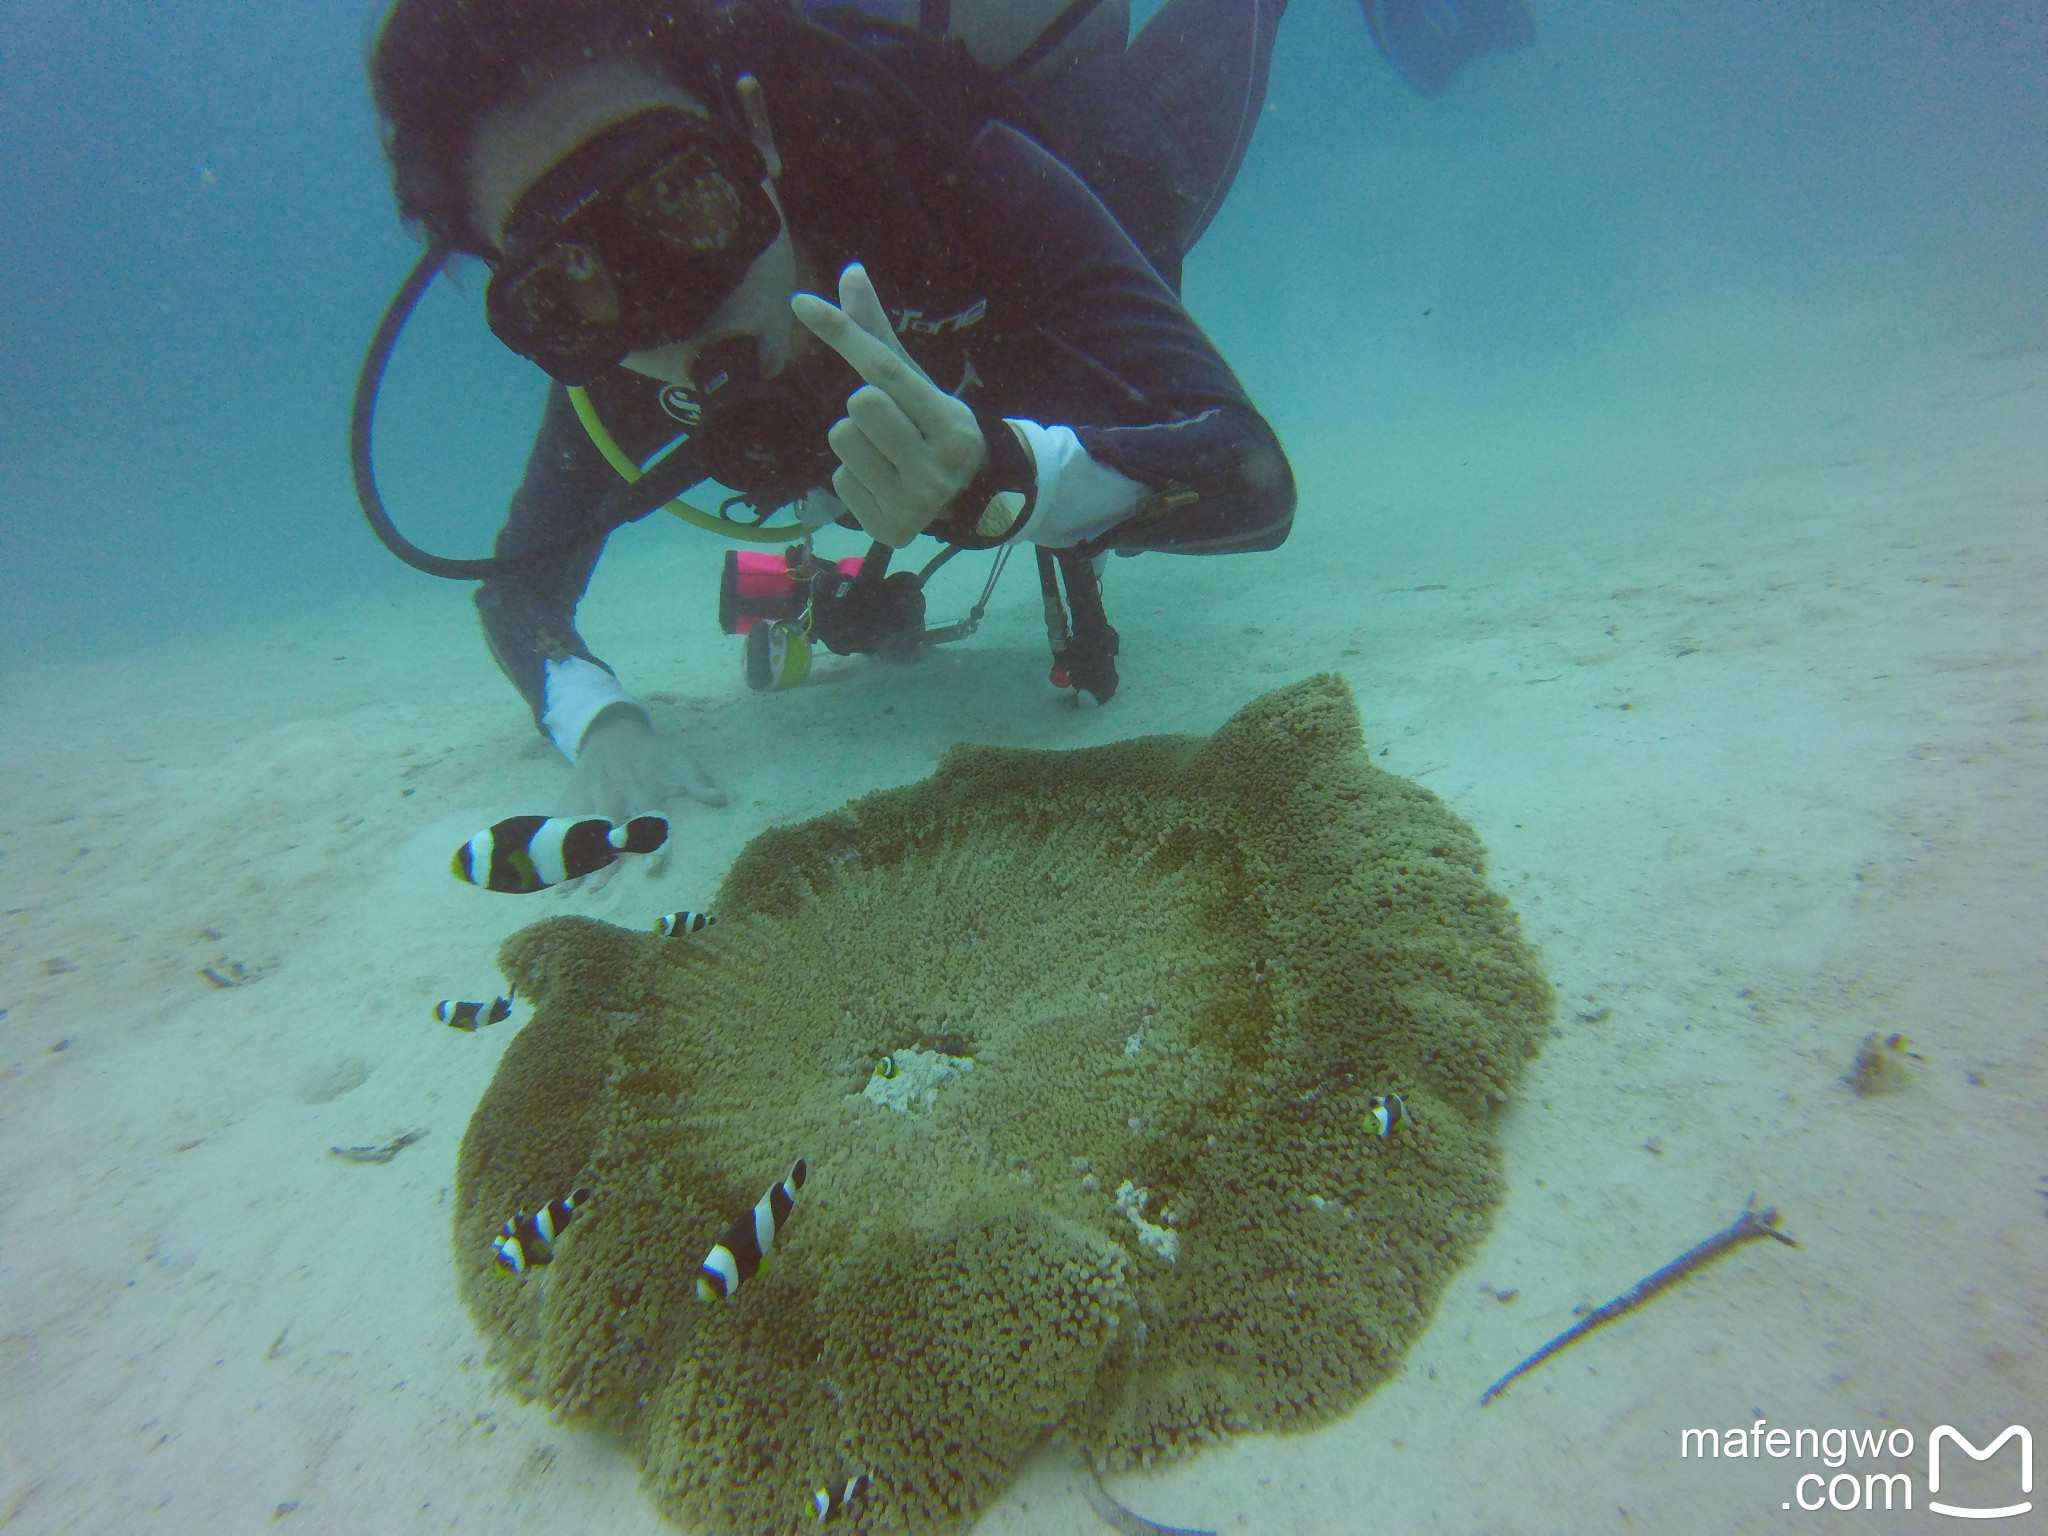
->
[[351, 244, 700, 581], [350, 246, 493, 581]]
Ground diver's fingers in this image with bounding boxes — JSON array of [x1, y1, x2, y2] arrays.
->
[[836, 262, 916, 369], [792, 293, 915, 393], [792, 292, 957, 441], [827, 412, 907, 502], [845, 383, 927, 473], [831, 461, 917, 549]]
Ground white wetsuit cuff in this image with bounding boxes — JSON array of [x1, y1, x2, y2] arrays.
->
[[542, 656, 645, 764], [1003, 420, 1146, 550]]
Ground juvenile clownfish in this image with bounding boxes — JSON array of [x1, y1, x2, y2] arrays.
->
[[813, 1471, 872, 1524], [452, 814, 668, 894], [874, 1054, 897, 1079], [697, 1160, 807, 1302], [492, 1187, 592, 1275], [435, 997, 511, 1031], [655, 910, 717, 938], [1369, 1093, 1407, 1139]]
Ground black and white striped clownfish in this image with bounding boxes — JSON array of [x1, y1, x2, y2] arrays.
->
[[697, 1159, 807, 1302], [492, 1187, 592, 1274], [813, 1471, 872, 1524], [654, 910, 717, 937], [1369, 1093, 1407, 1138], [452, 814, 668, 894], [435, 997, 511, 1031]]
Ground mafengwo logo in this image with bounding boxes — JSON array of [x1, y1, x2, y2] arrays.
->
[[1929, 1425, 2032, 1520], [1681, 1420, 2032, 1516]]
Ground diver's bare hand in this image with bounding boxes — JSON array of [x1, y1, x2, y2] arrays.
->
[[791, 262, 985, 547], [557, 707, 723, 889]]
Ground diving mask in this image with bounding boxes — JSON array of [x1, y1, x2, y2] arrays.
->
[[485, 108, 782, 386]]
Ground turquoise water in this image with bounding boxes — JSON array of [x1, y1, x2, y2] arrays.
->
[[5, 4, 2039, 667], [2, 3, 2043, 1532]]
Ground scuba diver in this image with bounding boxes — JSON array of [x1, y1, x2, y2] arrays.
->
[[357, 0, 1531, 834]]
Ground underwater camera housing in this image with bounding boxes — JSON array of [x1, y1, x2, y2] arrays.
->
[[719, 547, 854, 638], [720, 545, 930, 691]]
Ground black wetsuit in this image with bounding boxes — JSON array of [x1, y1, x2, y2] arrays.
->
[[482, 0, 1297, 754]]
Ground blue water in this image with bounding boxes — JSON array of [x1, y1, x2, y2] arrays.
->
[[3, 2, 2041, 667]]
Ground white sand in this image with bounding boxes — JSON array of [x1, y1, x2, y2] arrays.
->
[[2, 343, 2042, 1534]]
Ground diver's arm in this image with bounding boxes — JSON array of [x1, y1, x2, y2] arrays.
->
[[475, 381, 647, 762], [965, 122, 1296, 555]]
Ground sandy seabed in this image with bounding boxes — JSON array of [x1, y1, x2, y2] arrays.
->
[[2, 343, 2042, 1535]]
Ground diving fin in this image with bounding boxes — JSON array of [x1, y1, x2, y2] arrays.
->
[[1359, 0, 1534, 97]]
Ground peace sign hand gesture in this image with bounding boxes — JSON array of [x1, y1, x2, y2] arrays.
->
[[791, 263, 986, 548]]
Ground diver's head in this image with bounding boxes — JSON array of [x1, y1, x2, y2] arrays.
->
[[370, 0, 809, 386], [470, 64, 807, 387]]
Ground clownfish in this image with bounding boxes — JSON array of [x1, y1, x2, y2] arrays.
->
[[697, 1159, 807, 1302], [874, 1054, 898, 1080], [492, 1187, 592, 1274], [435, 997, 511, 1031], [1369, 1093, 1407, 1138], [452, 814, 668, 894], [813, 1471, 872, 1524], [655, 910, 717, 937]]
